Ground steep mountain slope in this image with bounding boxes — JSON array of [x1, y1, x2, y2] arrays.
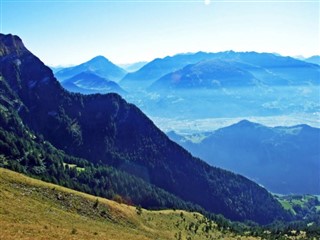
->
[[0, 33, 289, 224], [167, 120, 320, 195], [61, 71, 125, 95], [0, 71, 202, 212], [55, 55, 126, 82]]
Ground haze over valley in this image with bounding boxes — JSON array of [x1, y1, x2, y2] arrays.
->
[[53, 52, 320, 134], [51, 51, 320, 197]]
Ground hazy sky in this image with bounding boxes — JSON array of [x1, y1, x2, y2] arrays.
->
[[1, 0, 319, 66]]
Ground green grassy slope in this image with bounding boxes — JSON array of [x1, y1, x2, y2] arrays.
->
[[0, 168, 260, 240], [275, 194, 320, 217]]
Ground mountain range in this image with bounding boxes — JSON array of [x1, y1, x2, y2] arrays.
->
[[149, 59, 257, 90], [51, 52, 319, 128], [0, 33, 290, 224], [120, 51, 320, 91], [167, 120, 320, 195], [120, 51, 217, 89], [52, 51, 320, 94]]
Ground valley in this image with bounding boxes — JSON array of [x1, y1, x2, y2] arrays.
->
[[123, 86, 320, 132]]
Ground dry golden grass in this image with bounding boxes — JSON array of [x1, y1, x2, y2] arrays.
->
[[0, 168, 260, 240]]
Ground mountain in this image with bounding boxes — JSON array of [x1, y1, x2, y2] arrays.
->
[[120, 51, 218, 89], [61, 71, 125, 95], [121, 51, 320, 90], [55, 56, 127, 82], [167, 120, 320, 195], [0, 34, 203, 214], [149, 59, 257, 90], [0, 33, 289, 224], [304, 55, 320, 65], [119, 61, 148, 72], [0, 65, 197, 214]]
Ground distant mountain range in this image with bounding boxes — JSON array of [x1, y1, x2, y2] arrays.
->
[[149, 59, 257, 90], [53, 52, 320, 94], [167, 120, 320, 195], [0, 33, 290, 224], [120, 51, 220, 89], [55, 56, 127, 82], [121, 51, 320, 90], [61, 71, 125, 95], [52, 51, 320, 125]]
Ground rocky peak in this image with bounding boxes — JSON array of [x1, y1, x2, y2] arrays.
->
[[0, 33, 61, 105], [0, 34, 28, 57]]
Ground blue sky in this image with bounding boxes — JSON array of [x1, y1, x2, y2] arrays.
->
[[1, 0, 319, 66]]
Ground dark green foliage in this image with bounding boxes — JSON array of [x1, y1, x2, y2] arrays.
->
[[275, 195, 320, 223], [71, 228, 77, 235], [0, 121, 204, 213], [136, 205, 142, 215], [0, 108, 202, 213], [93, 198, 99, 208], [0, 79, 203, 213]]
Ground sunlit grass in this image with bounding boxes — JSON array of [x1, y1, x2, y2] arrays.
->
[[0, 168, 259, 240]]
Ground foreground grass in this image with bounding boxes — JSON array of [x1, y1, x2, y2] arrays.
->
[[0, 168, 259, 240]]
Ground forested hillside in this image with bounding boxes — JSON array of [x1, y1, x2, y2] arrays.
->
[[0, 33, 289, 224]]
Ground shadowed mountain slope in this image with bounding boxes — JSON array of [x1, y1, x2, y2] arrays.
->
[[0, 33, 289, 224], [168, 120, 320, 194]]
